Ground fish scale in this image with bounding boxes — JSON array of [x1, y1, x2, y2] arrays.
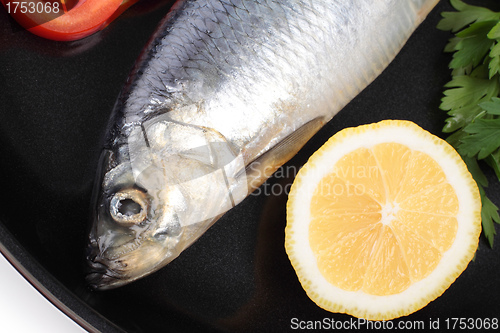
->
[[87, 0, 439, 289]]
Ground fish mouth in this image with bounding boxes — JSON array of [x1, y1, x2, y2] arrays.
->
[[86, 268, 120, 291], [85, 244, 127, 290]]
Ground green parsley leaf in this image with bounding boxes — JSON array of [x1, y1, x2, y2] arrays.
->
[[463, 158, 498, 247], [486, 148, 500, 181], [446, 126, 469, 147], [479, 185, 500, 247], [438, 0, 500, 247], [488, 42, 500, 78], [441, 75, 497, 111], [463, 156, 488, 187], [440, 75, 499, 132], [437, 0, 500, 32], [487, 20, 500, 39], [450, 21, 496, 69], [459, 118, 500, 159], [479, 97, 500, 115], [444, 36, 461, 53], [463, 157, 497, 247]]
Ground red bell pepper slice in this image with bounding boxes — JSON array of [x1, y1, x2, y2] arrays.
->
[[1, 0, 140, 41]]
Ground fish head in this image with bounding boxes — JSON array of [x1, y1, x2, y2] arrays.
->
[[86, 149, 190, 290], [86, 118, 247, 289]]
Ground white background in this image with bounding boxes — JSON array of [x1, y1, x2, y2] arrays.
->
[[0, 253, 87, 333]]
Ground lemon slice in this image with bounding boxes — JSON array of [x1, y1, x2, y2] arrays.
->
[[285, 120, 481, 320]]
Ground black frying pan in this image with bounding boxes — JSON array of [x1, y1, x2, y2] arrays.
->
[[1, 1, 499, 332]]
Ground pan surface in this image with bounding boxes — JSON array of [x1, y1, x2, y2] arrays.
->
[[1, 1, 499, 332]]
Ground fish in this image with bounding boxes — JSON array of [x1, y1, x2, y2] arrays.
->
[[86, 0, 439, 290]]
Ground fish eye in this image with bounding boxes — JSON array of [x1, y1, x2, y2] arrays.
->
[[109, 189, 149, 225]]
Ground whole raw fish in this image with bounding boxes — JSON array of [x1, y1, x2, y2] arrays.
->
[[86, 0, 439, 289]]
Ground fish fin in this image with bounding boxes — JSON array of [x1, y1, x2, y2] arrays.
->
[[244, 117, 325, 192]]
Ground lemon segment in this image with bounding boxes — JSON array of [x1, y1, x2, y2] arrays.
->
[[285, 120, 481, 320]]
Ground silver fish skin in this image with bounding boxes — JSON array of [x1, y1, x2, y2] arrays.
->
[[86, 0, 439, 289]]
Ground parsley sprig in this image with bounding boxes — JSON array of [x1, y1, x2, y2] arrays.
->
[[438, 0, 500, 247]]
